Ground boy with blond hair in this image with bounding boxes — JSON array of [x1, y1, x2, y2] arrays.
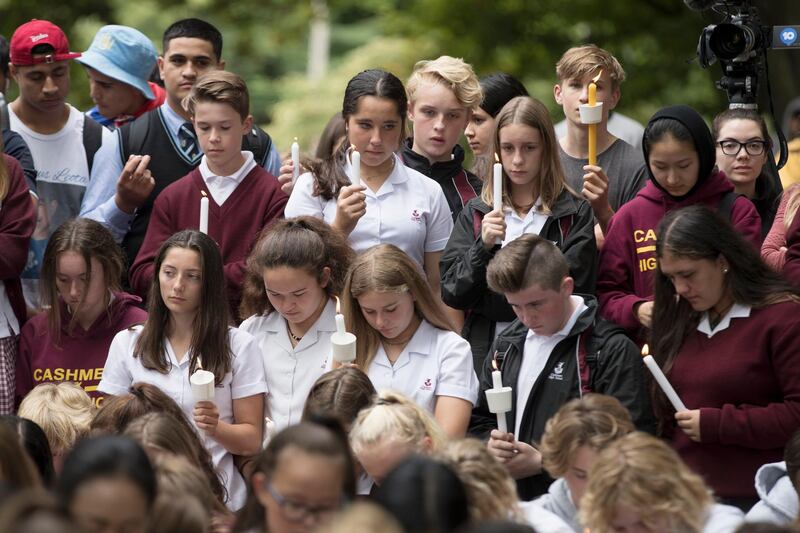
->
[[554, 45, 647, 236], [129, 71, 287, 316], [402, 55, 484, 220]]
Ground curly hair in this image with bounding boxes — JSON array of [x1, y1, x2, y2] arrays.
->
[[579, 432, 713, 533]]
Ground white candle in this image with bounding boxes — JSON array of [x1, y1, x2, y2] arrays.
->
[[485, 359, 512, 434], [492, 156, 503, 246], [199, 193, 209, 234], [351, 146, 361, 187], [331, 296, 356, 363], [641, 344, 687, 412], [493, 157, 503, 212], [291, 137, 300, 183], [190, 369, 215, 403]]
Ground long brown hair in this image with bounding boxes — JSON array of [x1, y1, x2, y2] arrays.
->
[[341, 244, 455, 369], [134, 230, 231, 385], [40, 218, 126, 343], [650, 205, 800, 423], [306, 69, 408, 201], [239, 216, 354, 320], [480, 96, 572, 213]]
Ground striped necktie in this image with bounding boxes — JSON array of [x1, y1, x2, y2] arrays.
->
[[178, 122, 202, 164]]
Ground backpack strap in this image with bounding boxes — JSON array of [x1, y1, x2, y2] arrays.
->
[[82, 116, 103, 171], [718, 190, 741, 222], [472, 208, 485, 240], [558, 215, 573, 244], [453, 170, 478, 207], [577, 324, 597, 395], [0, 102, 9, 131], [119, 110, 155, 162], [244, 127, 273, 168]]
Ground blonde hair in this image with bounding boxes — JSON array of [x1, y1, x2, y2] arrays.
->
[[540, 394, 635, 478], [406, 55, 483, 109], [438, 439, 523, 523], [579, 432, 713, 533], [17, 382, 94, 454], [784, 184, 800, 229], [325, 502, 404, 533], [349, 390, 447, 456], [150, 454, 228, 518], [342, 244, 455, 369], [481, 96, 572, 213], [555, 44, 626, 89]]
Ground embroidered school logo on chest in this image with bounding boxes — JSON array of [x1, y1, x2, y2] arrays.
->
[[548, 362, 565, 381], [411, 209, 422, 223], [420, 378, 433, 391]]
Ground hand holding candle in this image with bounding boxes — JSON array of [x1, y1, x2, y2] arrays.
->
[[291, 137, 300, 183], [199, 191, 209, 234], [579, 70, 604, 166], [350, 145, 361, 187], [641, 344, 687, 412], [331, 296, 357, 363], [485, 358, 513, 433]]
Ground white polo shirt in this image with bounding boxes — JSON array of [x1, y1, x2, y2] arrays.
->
[[239, 299, 336, 431], [514, 295, 587, 438], [366, 319, 479, 414], [198, 151, 257, 206], [99, 326, 267, 511], [285, 154, 453, 268]]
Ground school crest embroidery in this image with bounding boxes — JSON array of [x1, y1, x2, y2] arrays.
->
[[420, 378, 433, 391], [411, 209, 422, 223], [548, 362, 565, 381]]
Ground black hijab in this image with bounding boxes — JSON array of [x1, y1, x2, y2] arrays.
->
[[642, 105, 717, 201]]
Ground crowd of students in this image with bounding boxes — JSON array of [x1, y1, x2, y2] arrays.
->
[[2, 13, 800, 533]]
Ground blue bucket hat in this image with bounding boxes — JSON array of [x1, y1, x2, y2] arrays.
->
[[77, 25, 157, 100]]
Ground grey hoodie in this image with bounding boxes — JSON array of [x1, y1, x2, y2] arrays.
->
[[745, 461, 799, 524], [530, 478, 581, 532]]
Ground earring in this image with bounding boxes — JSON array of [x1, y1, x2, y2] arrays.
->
[[723, 267, 729, 274]]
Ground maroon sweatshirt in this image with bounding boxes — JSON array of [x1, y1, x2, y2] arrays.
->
[[129, 167, 287, 316], [16, 292, 147, 407], [598, 170, 761, 333], [1, 154, 36, 328], [668, 301, 800, 499]]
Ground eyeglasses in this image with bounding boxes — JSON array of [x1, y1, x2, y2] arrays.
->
[[717, 139, 768, 156], [265, 482, 341, 523]]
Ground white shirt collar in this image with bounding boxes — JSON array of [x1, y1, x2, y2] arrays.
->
[[161, 101, 187, 137], [525, 295, 587, 342], [343, 153, 407, 190], [199, 151, 256, 184], [697, 302, 751, 337]]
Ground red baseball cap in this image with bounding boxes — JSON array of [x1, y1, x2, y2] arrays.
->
[[10, 20, 82, 66]]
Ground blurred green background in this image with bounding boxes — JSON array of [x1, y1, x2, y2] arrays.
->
[[2, 0, 799, 155]]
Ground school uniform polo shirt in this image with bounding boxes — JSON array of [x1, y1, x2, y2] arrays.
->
[[514, 295, 587, 439], [366, 319, 479, 414], [239, 299, 336, 431], [285, 154, 453, 269], [99, 326, 267, 510], [198, 151, 257, 206]]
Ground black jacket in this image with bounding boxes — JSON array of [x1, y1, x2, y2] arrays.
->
[[440, 190, 597, 370], [400, 139, 483, 221], [469, 296, 655, 500]]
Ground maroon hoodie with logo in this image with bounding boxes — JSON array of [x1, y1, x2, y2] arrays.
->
[[16, 291, 147, 407], [598, 170, 761, 335]]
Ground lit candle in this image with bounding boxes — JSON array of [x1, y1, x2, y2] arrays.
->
[[485, 358, 513, 433], [492, 154, 503, 246], [587, 70, 602, 166], [199, 191, 209, 234], [493, 153, 503, 213], [641, 344, 687, 412], [291, 137, 300, 183], [331, 296, 357, 363], [190, 359, 215, 403], [350, 145, 361, 187]]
